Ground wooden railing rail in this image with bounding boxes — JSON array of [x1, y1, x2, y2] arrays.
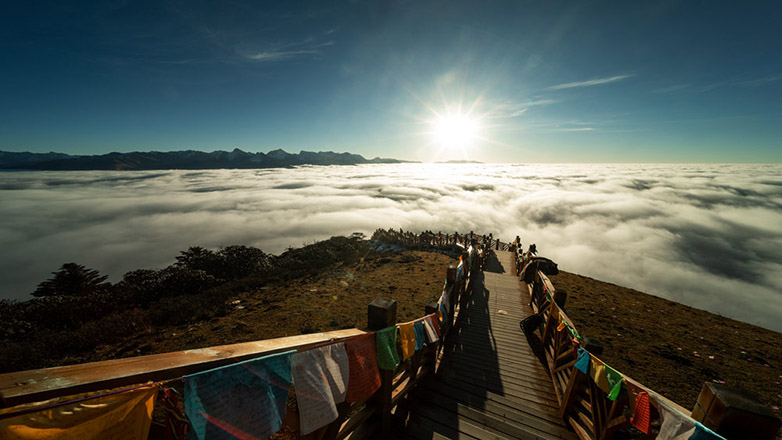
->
[[0, 232, 477, 440], [371, 228, 511, 253], [519, 256, 695, 440]]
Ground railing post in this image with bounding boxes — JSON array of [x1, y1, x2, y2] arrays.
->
[[367, 297, 397, 436]]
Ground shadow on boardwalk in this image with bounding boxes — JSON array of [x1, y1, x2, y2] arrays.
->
[[396, 251, 576, 440]]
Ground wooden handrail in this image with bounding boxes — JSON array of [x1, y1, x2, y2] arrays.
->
[[1, 229, 485, 440], [524, 264, 697, 439], [0, 328, 368, 407]]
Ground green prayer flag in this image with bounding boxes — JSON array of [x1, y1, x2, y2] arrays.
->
[[605, 364, 623, 401], [375, 326, 400, 370]]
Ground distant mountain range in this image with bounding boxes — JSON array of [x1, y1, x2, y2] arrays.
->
[[0, 149, 410, 170]]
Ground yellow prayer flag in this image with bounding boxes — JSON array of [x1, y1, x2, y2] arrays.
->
[[589, 356, 611, 394], [556, 322, 566, 332], [0, 385, 156, 440], [398, 322, 417, 361]]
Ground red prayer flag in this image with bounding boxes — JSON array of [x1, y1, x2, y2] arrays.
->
[[344, 334, 382, 402], [631, 390, 651, 434]]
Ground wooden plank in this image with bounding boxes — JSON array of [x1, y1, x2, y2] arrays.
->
[[419, 380, 566, 424], [0, 328, 368, 406], [438, 365, 559, 396], [424, 378, 559, 416], [435, 372, 560, 405], [404, 402, 510, 440], [412, 389, 573, 440]]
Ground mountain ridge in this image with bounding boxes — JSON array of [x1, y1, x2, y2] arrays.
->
[[0, 148, 412, 170]]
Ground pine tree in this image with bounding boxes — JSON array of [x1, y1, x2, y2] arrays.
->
[[32, 263, 109, 297]]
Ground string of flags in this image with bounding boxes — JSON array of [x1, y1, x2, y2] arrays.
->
[[0, 308, 447, 440], [561, 303, 727, 439]]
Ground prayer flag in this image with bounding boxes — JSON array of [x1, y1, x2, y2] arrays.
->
[[159, 386, 189, 440], [655, 397, 696, 439], [440, 289, 450, 313], [375, 326, 400, 370], [689, 422, 727, 440], [588, 355, 610, 394], [423, 317, 439, 343], [292, 343, 349, 435], [574, 348, 590, 374], [428, 314, 441, 337], [439, 303, 448, 325], [413, 321, 426, 350], [398, 322, 416, 361], [345, 334, 381, 403], [0, 385, 156, 440], [605, 364, 623, 401], [630, 390, 650, 434], [557, 322, 566, 332], [185, 351, 293, 440]]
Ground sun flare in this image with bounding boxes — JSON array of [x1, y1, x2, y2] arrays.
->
[[430, 113, 480, 151]]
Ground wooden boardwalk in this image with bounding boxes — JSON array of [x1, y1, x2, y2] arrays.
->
[[395, 250, 576, 440]]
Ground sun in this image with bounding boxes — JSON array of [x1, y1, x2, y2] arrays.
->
[[430, 112, 480, 151]]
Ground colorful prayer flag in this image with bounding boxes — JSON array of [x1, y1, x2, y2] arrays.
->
[[630, 390, 650, 434], [345, 334, 381, 403], [185, 351, 293, 440], [292, 343, 349, 435], [375, 326, 400, 370], [439, 303, 448, 325], [574, 348, 590, 374], [413, 321, 426, 350], [689, 422, 727, 440], [428, 314, 441, 338], [398, 322, 417, 361], [588, 355, 610, 394], [423, 317, 439, 343], [605, 364, 623, 401], [655, 397, 696, 439], [0, 385, 157, 440], [159, 386, 189, 440]]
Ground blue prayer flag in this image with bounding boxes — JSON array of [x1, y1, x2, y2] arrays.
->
[[575, 347, 590, 374], [414, 321, 426, 350], [184, 350, 294, 440], [689, 422, 728, 440]]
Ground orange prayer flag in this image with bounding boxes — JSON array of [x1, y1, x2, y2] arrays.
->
[[0, 385, 156, 440], [345, 334, 381, 402]]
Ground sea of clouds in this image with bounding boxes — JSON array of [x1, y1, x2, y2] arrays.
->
[[1, 163, 780, 331]]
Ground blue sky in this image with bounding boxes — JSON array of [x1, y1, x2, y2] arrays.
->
[[1, 0, 780, 162]]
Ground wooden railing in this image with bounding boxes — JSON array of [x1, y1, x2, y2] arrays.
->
[[371, 228, 512, 252], [516, 249, 696, 440], [0, 233, 477, 440]]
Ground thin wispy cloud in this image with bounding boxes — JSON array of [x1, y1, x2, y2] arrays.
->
[[488, 99, 558, 119], [700, 75, 781, 92], [238, 39, 334, 62], [546, 74, 633, 90], [534, 127, 595, 133], [653, 83, 692, 94]]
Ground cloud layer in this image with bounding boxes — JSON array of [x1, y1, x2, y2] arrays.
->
[[1, 164, 780, 331]]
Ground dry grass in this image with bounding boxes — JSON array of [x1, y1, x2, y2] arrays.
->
[[90, 250, 455, 361]]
